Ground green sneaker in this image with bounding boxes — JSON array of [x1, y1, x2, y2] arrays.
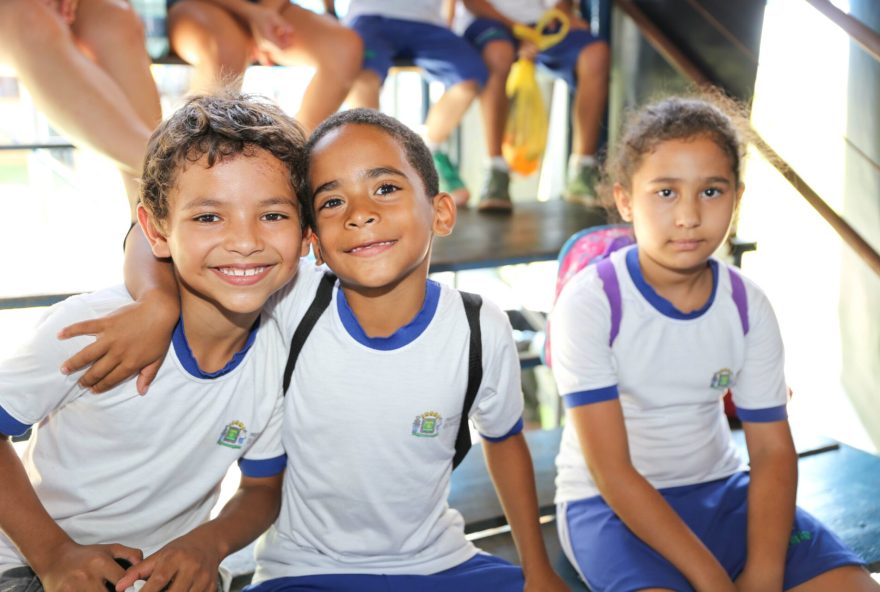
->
[[565, 163, 601, 206], [432, 151, 470, 207], [477, 167, 512, 212]]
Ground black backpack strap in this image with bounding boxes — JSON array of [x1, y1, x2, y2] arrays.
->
[[452, 291, 483, 470], [282, 272, 336, 396]]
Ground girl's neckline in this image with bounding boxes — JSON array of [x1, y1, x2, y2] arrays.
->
[[625, 247, 719, 319]]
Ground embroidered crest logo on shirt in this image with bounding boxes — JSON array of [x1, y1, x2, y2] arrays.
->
[[412, 411, 443, 438], [217, 420, 248, 449], [710, 368, 734, 390]]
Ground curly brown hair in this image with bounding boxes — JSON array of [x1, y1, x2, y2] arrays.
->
[[140, 92, 307, 226], [599, 88, 755, 213]]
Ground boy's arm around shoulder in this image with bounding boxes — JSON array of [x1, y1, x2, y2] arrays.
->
[[58, 226, 179, 395], [0, 436, 143, 589]]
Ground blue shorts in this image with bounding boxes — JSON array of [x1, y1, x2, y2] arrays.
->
[[558, 472, 865, 592], [244, 553, 524, 592], [463, 18, 603, 88], [349, 16, 488, 87]]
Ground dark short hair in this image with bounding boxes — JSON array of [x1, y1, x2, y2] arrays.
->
[[140, 92, 307, 226], [301, 108, 438, 228]]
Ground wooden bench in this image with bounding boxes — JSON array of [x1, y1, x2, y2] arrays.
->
[[448, 425, 880, 588]]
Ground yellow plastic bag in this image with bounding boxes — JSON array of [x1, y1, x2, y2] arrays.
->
[[502, 60, 546, 176], [502, 9, 570, 176]]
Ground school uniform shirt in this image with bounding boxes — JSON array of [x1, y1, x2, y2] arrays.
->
[[345, 0, 446, 26], [253, 273, 524, 579], [551, 245, 789, 504], [0, 259, 319, 572], [454, 0, 554, 33]]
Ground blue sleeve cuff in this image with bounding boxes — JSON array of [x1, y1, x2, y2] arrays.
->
[[481, 417, 524, 443], [736, 404, 787, 423], [0, 406, 32, 437], [563, 385, 619, 408], [238, 453, 287, 478]]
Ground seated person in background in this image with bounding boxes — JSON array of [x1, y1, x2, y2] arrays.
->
[[167, 0, 362, 132], [327, 0, 486, 209], [0, 93, 313, 592], [459, 0, 609, 209], [59, 108, 571, 591], [0, 0, 163, 220]]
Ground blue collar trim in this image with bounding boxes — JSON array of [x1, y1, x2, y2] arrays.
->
[[625, 247, 718, 319], [172, 317, 260, 379], [337, 280, 441, 350]]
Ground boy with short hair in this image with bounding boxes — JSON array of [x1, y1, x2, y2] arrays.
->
[[0, 94, 315, 592], [326, 0, 487, 208], [247, 108, 567, 590]]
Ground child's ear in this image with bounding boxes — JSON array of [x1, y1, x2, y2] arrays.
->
[[137, 205, 171, 258], [735, 182, 745, 206], [310, 233, 324, 266], [299, 227, 312, 258], [431, 192, 456, 238], [613, 183, 633, 222]]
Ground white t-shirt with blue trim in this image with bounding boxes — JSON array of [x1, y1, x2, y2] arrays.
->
[[0, 264, 315, 570], [253, 271, 524, 579], [551, 245, 788, 504], [454, 0, 553, 34]]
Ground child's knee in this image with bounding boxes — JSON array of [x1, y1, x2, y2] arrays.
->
[[482, 42, 516, 77]]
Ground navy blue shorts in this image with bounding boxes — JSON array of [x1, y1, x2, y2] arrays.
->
[[463, 17, 603, 88], [244, 553, 523, 591], [558, 472, 865, 591], [349, 15, 488, 87]]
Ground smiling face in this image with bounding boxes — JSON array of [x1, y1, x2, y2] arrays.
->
[[140, 148, 309, 323], [614, 134, 743, 284], [308, 123, 454, 293]]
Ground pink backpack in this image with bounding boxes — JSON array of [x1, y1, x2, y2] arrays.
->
[[544, 224, 635, 368]]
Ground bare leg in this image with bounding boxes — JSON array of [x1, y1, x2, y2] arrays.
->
[[424, 80, 478, 145], [346, 69, 381, 110], [571, 40, 609, 156], [73, 0, 163, 212], [0, 0, 156, 217], [789, 565, 880, 592], [167, 0, 254, 93], [269, 4, 362, 132], [478, 39, 515, 158]]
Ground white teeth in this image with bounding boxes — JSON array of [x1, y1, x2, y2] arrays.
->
[[219, 266, 266, 277], [351, 241, 394, 253]]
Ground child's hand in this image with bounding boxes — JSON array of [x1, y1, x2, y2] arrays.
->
[[114, 531, 221, 592], [525, 567, 570, 591], [38, 541, 142, 592], [250, 8, 295, 54], [58, 298, 176, 395]]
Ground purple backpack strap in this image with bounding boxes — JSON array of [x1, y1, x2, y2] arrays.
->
[[728, 268, 749, 335], [596, 258, 622, 346]]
